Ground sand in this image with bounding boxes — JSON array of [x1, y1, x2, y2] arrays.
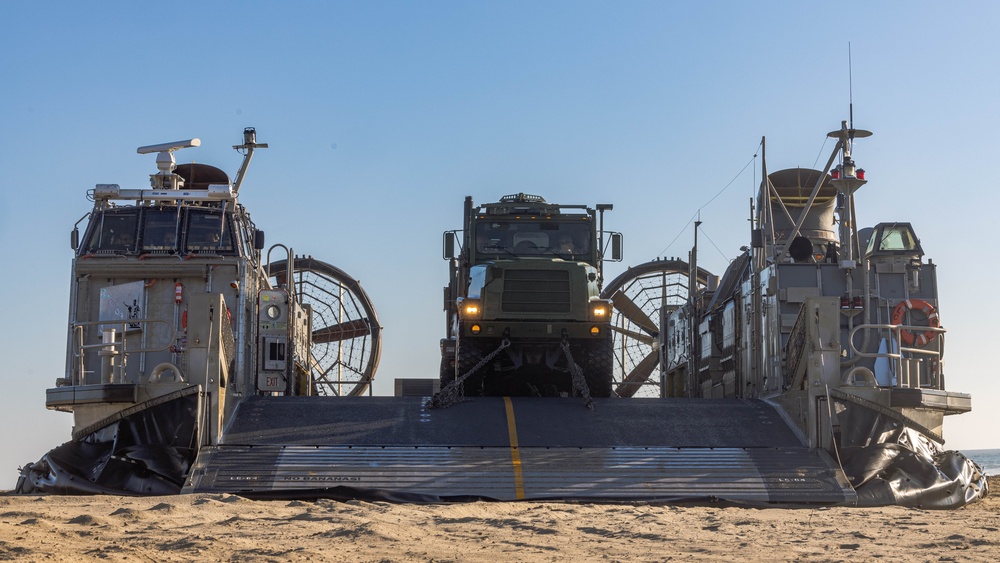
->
[[1, 478, 997, 562]]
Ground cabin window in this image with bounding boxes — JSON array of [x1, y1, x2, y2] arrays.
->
[[185, 211, 235, 254], [475, 220, 592, 258], [141, 208, 179, 252], [867, 224, 920, 254], [83, 210, 138, 254]]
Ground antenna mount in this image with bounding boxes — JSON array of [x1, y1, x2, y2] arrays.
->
[[232, 127, 268, 195]]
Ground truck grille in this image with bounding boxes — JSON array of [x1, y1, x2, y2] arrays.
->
[[502, 270, 571, 313]]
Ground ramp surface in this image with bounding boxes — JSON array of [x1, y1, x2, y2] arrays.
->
[[185, 396, 855, 504]]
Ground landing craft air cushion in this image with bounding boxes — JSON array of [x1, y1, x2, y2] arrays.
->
[[17, 123, 987, 507], [18, 129, 382, 494]]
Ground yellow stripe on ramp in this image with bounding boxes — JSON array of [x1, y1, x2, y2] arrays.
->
[[503, 396, 525, 500]]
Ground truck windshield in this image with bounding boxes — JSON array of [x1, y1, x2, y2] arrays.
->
[[476, 220, 592, 259]]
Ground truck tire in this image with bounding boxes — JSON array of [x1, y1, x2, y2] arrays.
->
[[440, 354, 456, 387], [582, 333, 614, 398], [456, 338, 488, 396]]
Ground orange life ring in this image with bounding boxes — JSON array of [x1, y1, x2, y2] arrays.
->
[[891, 298, 940, 346]]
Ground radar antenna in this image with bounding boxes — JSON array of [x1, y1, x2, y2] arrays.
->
[[136, 138, 200, 190]]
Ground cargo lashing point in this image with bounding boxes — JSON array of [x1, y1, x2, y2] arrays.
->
[[560, 338, 594, 410], [426, 337, 595, 410], [425, 338, 511, 409]]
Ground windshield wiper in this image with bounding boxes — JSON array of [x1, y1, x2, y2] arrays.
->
[[485, 245, 519, 258], [536, 247, 577, 260]]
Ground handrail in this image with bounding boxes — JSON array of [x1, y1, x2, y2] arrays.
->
[[72, 319, 176, 385], [848, 323, 945, 359], [847, 323, 945, 390]]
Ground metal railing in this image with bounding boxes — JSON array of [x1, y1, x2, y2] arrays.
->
[[71, 319, 176, 385], [847, 323, 945, 390]]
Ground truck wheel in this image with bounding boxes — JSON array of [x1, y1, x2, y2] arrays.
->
[[456, 339, 488, 396], [440, 355, 456, 387], [582, 334, 614, 398]]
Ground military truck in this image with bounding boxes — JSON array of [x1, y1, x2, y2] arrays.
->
[[440, 193, 622, 398]]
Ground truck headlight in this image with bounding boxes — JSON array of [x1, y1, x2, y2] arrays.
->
[[589, 300, 611, 322], [460, 299, 482, 319]]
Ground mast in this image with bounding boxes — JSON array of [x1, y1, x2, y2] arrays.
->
[[687, 220, 701, 396], [232, 127, 268, 195], [827, 120, 871, 268]]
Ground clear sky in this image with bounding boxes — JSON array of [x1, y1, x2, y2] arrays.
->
[[2, 1, 998, 490]]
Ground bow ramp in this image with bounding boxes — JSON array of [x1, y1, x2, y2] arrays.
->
[[184, 396, 856, 504]]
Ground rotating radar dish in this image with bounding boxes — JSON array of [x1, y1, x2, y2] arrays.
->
[[601, 259, 712, 398], [268, 257, 382, 397]]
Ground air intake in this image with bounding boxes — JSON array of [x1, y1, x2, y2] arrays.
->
[[502, 270, 571, 313]]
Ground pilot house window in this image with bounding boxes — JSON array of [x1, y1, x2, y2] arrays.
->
[[82, 207, 236, 256], [867, 224, 920, 254], [141, 209, 179, 252], [84, 211, 138, 253], [185, 211, 234, 254]]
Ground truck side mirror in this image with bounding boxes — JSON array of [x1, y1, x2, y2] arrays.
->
[[443, 232, 456, 259], [610, 233, 622, 261], [71, 228, 79, 251], [254, 230, 266, 250]]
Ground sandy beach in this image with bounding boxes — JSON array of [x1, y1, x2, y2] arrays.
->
[[0, 477, 996, 562]]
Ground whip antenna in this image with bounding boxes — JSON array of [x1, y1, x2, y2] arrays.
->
[[849, 42, 854, 130]]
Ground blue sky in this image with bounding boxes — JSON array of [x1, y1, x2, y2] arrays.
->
[[2, 1, 998, 489]]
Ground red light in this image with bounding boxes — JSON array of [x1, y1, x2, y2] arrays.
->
[[831, 169, 841, 179], [857, 169, 866, 180], [840, 296, 850, 308]]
